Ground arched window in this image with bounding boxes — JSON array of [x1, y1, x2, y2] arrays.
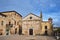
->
[[9, 22, 13, 27], [45, 26, 47, 29], [15, 28, 17, 34]]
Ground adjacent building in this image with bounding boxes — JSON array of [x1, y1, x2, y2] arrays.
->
[[0, 11, 53, 36], [0, 11, 22, 35]]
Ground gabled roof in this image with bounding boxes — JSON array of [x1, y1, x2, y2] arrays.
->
[[0, 13, 7, 17], [23, 13, 40, 19], [0, 11, 22, 17]]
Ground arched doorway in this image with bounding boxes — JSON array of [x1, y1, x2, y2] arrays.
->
[[0, 29, 3, 35], [6, 29, 9, 35], [0, 33, 2, 35], [29, 29, 33, 35], [15, 28, 17, 34], [45, 31, 48, 35], [19, 25, 22, 35]]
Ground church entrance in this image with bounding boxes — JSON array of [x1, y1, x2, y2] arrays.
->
[[29, 29, 33, 35]]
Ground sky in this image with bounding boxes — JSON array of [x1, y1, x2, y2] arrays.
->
[[0, 0, 60, 27]]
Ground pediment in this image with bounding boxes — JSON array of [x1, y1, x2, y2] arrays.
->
[[23, 13, 40, 20]]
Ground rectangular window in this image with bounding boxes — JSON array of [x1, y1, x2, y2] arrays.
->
[[1, 21, 3, 25]]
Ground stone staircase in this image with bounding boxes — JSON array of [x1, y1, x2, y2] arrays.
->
[[0, 35, 56, 40]]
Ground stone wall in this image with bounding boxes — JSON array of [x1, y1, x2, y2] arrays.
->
[[0, 11, 22, 35]]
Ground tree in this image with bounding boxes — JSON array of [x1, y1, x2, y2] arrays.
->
[[57, 28, 60, 33]]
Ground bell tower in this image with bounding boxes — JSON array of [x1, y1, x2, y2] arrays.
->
[[39, 11, 43, 34], [48, 17, 52, 23], [40, 11, 42, 21]]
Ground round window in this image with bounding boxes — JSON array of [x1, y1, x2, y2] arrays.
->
[[30, 17, 32, 19]]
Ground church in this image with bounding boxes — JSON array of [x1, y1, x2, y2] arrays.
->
[[0, 11, 53, 36]]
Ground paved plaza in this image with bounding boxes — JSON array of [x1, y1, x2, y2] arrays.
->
[[0, 35, 56, 40]]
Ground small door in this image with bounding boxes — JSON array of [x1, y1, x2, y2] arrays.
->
[[29, 29, 33, 35]]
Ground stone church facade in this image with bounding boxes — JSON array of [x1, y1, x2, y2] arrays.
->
[[22, 12, 53, 36], [0, 11, 53, 36]]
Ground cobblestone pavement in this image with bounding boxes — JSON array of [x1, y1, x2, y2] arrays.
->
[[0, 35, 56, 40]]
